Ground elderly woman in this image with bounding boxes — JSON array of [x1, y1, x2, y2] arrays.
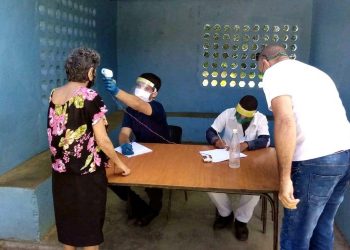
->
[[47, 47, 130, 250]]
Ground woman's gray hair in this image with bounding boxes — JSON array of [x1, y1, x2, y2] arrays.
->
[[65, 47, 100, 82]]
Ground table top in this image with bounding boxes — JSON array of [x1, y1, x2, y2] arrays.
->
[[107, 143, 279, 193]]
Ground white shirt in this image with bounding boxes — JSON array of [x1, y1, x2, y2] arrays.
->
[[263, 59, 350, 161], [211, 108, 270, 146]]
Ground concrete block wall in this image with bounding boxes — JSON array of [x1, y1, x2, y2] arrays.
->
[[310, 0, 350, 244], [0, 0, 118, 241], [0, 0, 349, 244]]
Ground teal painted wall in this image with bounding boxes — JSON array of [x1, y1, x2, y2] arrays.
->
[[0, 0, 349, 244], [310, 0, 350, 244], [0, 0, 117, 175], [0, 0, 42, 175], [35, 178, 54, 239], [0, 0, 118, 240], [112, 0, 313, 143], [0, 188, 39, 240], [1, 179, 54, 240]]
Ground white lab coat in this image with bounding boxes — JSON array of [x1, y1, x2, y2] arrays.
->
[[208, 108, 270, 222], [211, 108, 270, 146]]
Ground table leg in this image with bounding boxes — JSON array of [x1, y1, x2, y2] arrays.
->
[[261, 193, 279, 250], [261, 195, 267, 233], [167, 190, 172, 220], [273, 192, 279, 250]]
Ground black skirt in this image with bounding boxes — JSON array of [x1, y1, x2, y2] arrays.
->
[[52, 167, 107, 247]]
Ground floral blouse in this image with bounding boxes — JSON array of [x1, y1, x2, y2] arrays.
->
[[47, 87, 108, 175]]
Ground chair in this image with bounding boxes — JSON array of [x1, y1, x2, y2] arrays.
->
[[167, 125, 187, 219], [168, 125, 182, 144]]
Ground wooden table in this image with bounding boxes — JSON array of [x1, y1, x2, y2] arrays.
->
[[107, 143, 279, 250]]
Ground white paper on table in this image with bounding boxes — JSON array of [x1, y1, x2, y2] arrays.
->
[[115, 142, 152, 158], [199, 149, 247, 163]]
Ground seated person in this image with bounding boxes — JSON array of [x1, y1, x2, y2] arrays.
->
[[206, 95, 270, 241], [103, 73, 169, 226]]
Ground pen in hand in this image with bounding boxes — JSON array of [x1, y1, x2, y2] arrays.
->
[[215, 131, 229, 150]]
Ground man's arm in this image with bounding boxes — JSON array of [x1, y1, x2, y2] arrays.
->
[[119, 127, 132, 145], [245, 114, 270, 150], [206, 127, 226, 148], [103, 77, 153, 115], [207, 110, 231, 148], [271, 95, 299, 209], [245, 135, 270, 151], [206, 127, 219, 145], [115, 90, 152, 116]]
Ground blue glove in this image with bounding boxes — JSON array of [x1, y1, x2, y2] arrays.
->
[[121, 143, 134, 155], [102, 77, 120, 96]]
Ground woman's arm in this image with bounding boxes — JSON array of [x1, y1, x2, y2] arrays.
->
[[93, 119, 130, 176]]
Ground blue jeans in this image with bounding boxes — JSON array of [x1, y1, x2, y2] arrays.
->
[[280, 150, 350, 250]]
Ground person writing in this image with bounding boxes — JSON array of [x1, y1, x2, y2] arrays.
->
[[47, 48, 130, 250], [206, 95, 270, 241], [103, 72, 169, 226], [259, 44, 350, 250]]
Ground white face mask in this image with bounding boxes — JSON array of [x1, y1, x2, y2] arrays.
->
[[134, 88, 151, 102]]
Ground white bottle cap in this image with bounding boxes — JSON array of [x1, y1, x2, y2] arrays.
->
[[101, 68, 113, 78]]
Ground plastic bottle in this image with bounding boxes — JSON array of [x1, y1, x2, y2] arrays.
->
[[229, 129, 240, 168]]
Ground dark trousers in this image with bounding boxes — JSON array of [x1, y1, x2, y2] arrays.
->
[[109, 185, 163, 217]]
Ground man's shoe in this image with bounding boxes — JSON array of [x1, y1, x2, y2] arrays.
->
[[234, 220, 249, 241], [213, 211, 234, 229], [135, 211, 159, 227]]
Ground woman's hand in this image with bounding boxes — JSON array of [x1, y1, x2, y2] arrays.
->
[[113, 159, 131, 176]]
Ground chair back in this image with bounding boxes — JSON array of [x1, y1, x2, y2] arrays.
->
[[168, 125, 182, 144]]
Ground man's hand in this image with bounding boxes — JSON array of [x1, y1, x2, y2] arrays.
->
[[279, 178, 300, 209], [240, 142, 249, 152], [121, 143, 134, 155], [103, 77, 120, 96], [214, 139, 227, 149]]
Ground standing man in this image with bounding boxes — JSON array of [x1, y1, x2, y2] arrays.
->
[[206, 95, 270, 241], [103, 73, 170, 226], [259, 44, 350, 250]]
